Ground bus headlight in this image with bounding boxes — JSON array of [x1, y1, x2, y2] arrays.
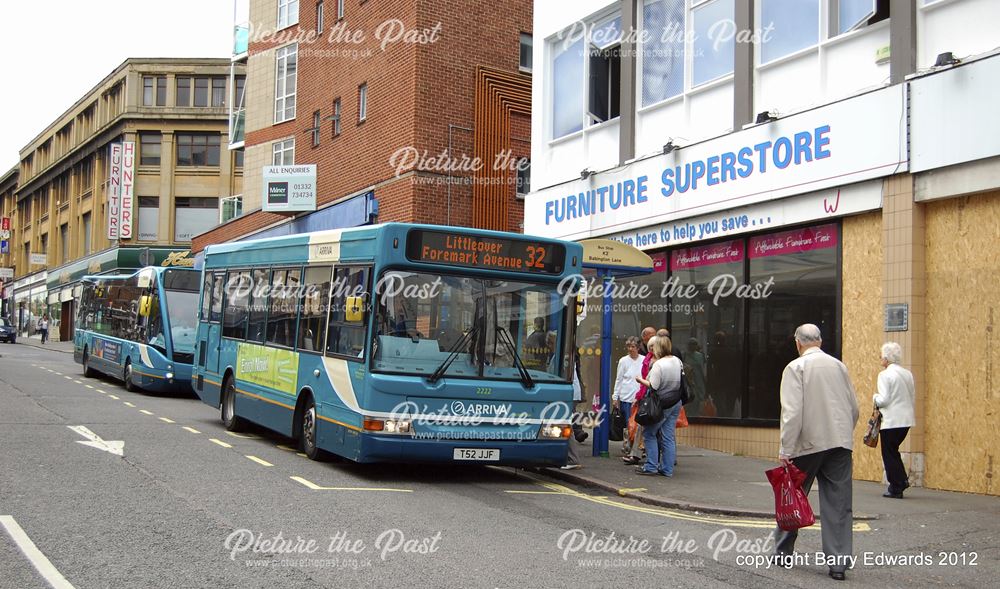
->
[[166, 372, 175, 381], [540, 424, 573, 439]]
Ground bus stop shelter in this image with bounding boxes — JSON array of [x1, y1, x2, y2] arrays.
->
[[578, 239, 653, 457]]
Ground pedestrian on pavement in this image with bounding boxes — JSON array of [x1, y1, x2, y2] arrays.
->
[[634, 335, 683, 477], [637, 326, 656, 356], [562, 349, 588, 471], [624, 329, 658, 465], [873, 342, 916, 499], [774, 324, 860, 582], [38, 315, 49, 344], [613, 336, 643, 455]]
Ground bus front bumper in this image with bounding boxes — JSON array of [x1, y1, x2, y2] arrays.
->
[[357, 435, 569, 467]]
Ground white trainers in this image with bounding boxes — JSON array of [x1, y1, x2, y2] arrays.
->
[[560, 464, 583, 470]]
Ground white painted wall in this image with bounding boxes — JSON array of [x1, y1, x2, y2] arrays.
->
[[918, 0, 1000, 69]]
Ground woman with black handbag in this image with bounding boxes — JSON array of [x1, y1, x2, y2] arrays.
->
[[634, 336, 684, 476]]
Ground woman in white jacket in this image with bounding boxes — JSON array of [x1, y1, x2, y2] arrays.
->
[[613, 336, 644, 454], [874, 342, 916, 498]]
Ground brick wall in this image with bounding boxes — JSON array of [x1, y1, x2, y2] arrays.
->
[[195, 0, 532, 251]]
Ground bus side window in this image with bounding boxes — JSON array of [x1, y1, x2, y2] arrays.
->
[[327, 266, 371, 359], [266, 268, 301, 348], [298, 266, 332, 353], [210, 272, 226, 323], [200, 272, 213, 322], [223, 271, 251, 339], [247, 268, 269, 343]]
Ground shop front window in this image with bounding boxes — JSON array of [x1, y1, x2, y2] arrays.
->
[[668, 239, 745, 419], [747, 223, 839, 420]]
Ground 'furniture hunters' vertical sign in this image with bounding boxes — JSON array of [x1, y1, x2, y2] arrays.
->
[[107, 143, 122, 239], [119, 142, 135, 239]]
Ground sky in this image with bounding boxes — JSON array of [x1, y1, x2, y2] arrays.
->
[[0, 0, 233, 172]]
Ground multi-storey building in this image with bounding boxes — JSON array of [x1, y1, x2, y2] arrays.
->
[[3, 58, 245, 341], [193, 0, 533, 252], [0, 167, 18, 319], [527, 0, 1000, 495]]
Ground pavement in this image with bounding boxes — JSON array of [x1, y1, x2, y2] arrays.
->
[[10, 334, 74, 354], [11, 334, 1000, 527], [536, 436, 1000, 522]]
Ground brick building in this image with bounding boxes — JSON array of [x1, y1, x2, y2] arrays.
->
[[0, 58, 245, 340], [193, 0, 533, 252]]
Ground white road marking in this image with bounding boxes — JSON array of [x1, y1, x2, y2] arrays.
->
[[182, 427, 201, 434], [289, 476, 413, 493], [73, 380, 83, 384], [209, 438, 232, 448], [107, 395, 119, 400], [63, 376, 72, 380], [96, 389, 108, 395], [67, 426, 124, 457], [139, 410, 154, 416], [245, 456, 274, 467], [84, 385, 94, 390], [123, 402, 135, 408], [158, 417, 175, 424], [224, 431, 260, 439], [0, 515, 76, 589]]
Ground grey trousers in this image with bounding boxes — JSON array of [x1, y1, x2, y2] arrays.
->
[[774, 447, 854, 573]]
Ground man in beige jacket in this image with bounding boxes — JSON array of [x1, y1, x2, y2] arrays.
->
[[774, 324, 860, 581]]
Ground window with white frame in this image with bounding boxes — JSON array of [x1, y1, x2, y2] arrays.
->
[[358, 83, 367, 122], [272, 138, 295, 165], [641, 0, 735, 108], [312, 110, 321, 146], [275, 44, 298, 122], [316, 1, 324, 33], [758, 1, 888, 64], [332, 97, 342, 136], [278, 0, 299, 29], [759, 0, 819, 64], [691, 0, 735, 86], [551, 36, 585, 138]]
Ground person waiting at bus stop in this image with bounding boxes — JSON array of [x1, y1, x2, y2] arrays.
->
[[634, 335, 683, 476], [612, 336, 643, 456]]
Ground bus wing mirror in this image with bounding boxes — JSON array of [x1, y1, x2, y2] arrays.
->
[[345, 296, 364, 323], [139, 295, 152, 318]]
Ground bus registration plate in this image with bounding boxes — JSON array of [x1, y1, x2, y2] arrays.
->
[[453, 448, 500, 461]]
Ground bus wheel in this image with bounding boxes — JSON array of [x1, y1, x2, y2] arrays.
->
[[299, 396, 325, 461], [221, 376, 247, 432], [82, 348, 95, 378], [123, 360, 137, 392]]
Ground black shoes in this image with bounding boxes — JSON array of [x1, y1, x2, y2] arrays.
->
[[828, 571, 846, 581], [574, 430, 589, 443], [882, 491, 904, 498]]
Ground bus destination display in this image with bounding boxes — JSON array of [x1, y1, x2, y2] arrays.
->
[[406, 230, 564, 274]]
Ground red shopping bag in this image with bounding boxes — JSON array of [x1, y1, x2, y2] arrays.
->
[[765, 464, 816, 531]]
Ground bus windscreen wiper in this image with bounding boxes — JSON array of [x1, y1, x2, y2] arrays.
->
[[428, 322, 480, 384], [495, 326, 535, 389]]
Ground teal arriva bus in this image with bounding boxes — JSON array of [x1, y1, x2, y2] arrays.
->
[[74, 267, 201, 393], [193, 223, 583, 465]]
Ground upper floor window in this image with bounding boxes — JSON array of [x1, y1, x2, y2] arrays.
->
[[177, 77, 190, 106], [641, 0, 735, 107], [588, 17, 622, 125], [316, 0, 324, 33], [143, 76, 166, 106], [275, 44, 298, 123], [139, 133, 161, 166], [176, 134, 221, 167], [212, 78, 226, 107], [273, 138, 295, 165], [358, 83, 368, 122], [278, 0, 299, 29], [331, 98, 342, 136], [550, 14, 623, 138], [520, 32, 533, 72], [758, 0, 887, 65], [337, 0, 344, 19], [311, 110, 321, 147]]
